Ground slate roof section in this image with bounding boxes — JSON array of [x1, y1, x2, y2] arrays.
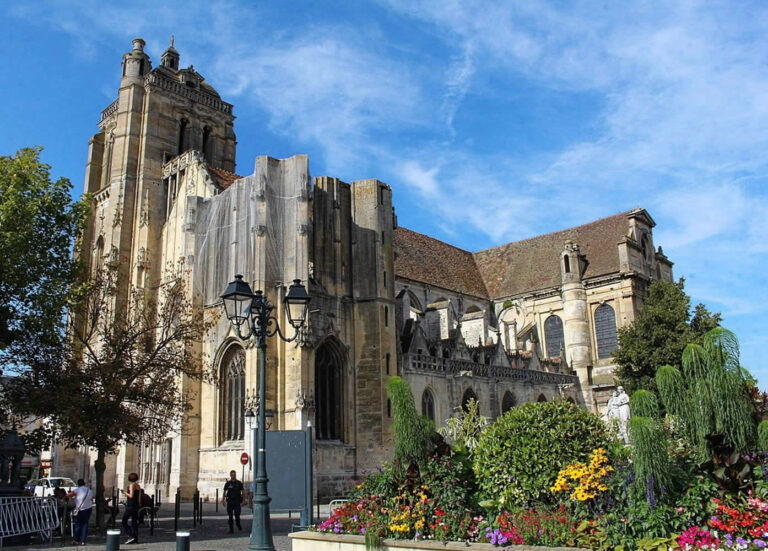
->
[[209, 166, 241, 190], [395, 211, 635, 301], [394, 227, 489, 299], [473, 211, 631, 299]]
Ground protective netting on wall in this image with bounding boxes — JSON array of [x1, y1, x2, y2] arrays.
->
[[192, 154, 311, 305]]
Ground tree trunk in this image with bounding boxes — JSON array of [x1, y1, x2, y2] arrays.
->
[[94, 450, 106, 529]]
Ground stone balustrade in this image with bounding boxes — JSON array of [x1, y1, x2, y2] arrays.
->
[[403, 353, 578, 385], [145, 72, 234, 114]]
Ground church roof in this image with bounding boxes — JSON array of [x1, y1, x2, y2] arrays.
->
[[395, 210, 638, 301], [473, 211, 632, 299], [209, 166, 241, 190], [394, 227, 489, 299]]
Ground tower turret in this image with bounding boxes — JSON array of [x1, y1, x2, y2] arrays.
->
[[121, 38, 151, 84], [160, 36, 180, 70], [560, 241, 593, 405]]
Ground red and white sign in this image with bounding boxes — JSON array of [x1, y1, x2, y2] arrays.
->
[[240, 452, 249, 465]]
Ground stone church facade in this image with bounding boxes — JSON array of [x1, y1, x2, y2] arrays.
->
[[64, 39, 673, 501]]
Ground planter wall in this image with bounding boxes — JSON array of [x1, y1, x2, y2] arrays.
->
[[289, 531, 582, 551]]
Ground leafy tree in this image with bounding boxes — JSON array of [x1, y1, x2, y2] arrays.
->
[[0, 147, 87, 354], [12, 266, 213, 527], [614, 279, 721, 394], [0, 147, 87, 435], [386, 376, 432, 470]]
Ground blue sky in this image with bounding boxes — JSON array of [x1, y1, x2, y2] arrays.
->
[[2, 1, 767, 386]]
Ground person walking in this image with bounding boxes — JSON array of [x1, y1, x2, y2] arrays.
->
[[121, 472, 142, 545], [67, 479, 93, 546], [222, 470, 244, 533]]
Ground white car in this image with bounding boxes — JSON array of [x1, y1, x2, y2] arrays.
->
[[29, 477, 77, 497]]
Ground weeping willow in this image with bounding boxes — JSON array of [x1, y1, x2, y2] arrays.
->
[[386, 376, 431, 468], [655, 327, 757, 461], [758, 421, 768, 453], [631, 390, 660, 419], [629, 416, 670, 501]]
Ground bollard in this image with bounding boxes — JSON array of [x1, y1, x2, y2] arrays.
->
[[174, 489, 180, 532], [192, 490, 198, 528], [198, 496, 203, 524], [149, 495, 155, 536], [106, 529, 121, 551], [215, 488, 218, 512], [175, 531, 191, 551]]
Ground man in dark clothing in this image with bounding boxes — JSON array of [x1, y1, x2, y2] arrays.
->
[[222, 470, 244, 533]]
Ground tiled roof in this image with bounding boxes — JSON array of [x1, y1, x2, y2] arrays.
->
[[395, 211, 635, 300], [209, 166, 241, 190], [394, 227, 489, 299], [473, 211, 631, 299]]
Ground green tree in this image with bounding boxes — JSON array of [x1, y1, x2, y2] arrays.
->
[[0, 147, 87, 432], [386, 376, 432, 470], [13, 266, 213, 528], [0, 147, 87, 354], [614, 279, 721, 394]]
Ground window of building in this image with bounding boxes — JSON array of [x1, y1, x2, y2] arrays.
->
[[461, 388, 478, 412], [594, 303, 618, 359], [384, 306, 389, 327], [501, 391, 516, 414], [537, 394, 547, 403], [219, 346, 245, 443], [385, 353, 391, 375], [564, 255, 571, 273], [315, 339, 344, 440], [544, 315, 564, 358], [421, 389, 435, 422]]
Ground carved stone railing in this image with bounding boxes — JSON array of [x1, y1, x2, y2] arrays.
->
[[100, 98, 119, 122], [403, 353, 578, 385], [145, 72, 234, 114], [162, 150, 205, 179]]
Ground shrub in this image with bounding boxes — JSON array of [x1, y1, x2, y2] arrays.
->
[[629, 416, 670, 502], [473, 400, 608, 506], [386, 376, 431, 468], [631, 389, 660, 419]]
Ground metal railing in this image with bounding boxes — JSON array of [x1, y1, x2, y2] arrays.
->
[[0, 496, 59, 547]]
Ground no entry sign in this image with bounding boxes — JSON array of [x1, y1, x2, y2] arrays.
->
[[240, 452, 249, 465]]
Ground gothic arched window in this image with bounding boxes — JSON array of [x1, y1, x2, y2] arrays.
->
[[461, 388, 478, 412], [315, 339, 344, 441], [501, 391, 516, 414], [595, 304, 618, 359], [219, 346, 245, 443], [544, 315, 564, 358], [422, 389, 435, 422], [537, 394, 547, 403]]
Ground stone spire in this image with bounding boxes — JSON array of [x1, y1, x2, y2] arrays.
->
[[121, 37, 151, 84], [161, 35, 180, 71]]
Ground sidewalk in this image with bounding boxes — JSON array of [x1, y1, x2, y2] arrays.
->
[[2, 502, 319, 550]]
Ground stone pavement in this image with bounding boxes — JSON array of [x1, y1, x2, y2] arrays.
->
[[2, 503, 323, 551]]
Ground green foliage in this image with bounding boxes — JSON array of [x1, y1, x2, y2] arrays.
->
[[631, 390, 660, 419], [655, 366, 685, 417], [438, 397, 488, 453], [758, 421, 768, 452], [614, 279, 721, 395], [629, 416, 670, 500], [655, 328, 756, 462], [473, 400, 608, 506], [0, 147, 88, 428], [386, 376, 432, 467]]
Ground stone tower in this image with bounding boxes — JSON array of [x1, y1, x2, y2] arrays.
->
[[77, 37, 237, 493], [560, 240, 593, 403]]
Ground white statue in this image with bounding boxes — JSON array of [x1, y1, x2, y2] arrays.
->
[[615, 386, 631, 444], [602, 390, 618, 424]]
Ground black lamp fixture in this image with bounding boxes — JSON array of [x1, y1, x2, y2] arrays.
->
[[221, 274, 310, 551]]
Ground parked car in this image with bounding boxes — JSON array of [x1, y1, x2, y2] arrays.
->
[[26, 477, 77, 497]]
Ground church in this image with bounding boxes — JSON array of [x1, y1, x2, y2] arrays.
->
[[64, 38, 674, 500]]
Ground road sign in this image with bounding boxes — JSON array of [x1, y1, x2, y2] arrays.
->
[[240, 452, 249, 465]]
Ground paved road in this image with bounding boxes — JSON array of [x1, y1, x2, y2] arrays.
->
[[2, 502, 321, 550]]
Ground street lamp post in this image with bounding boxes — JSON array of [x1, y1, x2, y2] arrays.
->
[[221, 275, 311, 551]]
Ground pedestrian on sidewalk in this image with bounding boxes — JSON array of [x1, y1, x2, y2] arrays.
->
[[222, 470, 244, 533], [121, 472, 142, 545], [67, 479, 93, 546]]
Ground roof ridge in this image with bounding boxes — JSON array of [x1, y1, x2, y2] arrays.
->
[[473, 209, 635, 256]]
